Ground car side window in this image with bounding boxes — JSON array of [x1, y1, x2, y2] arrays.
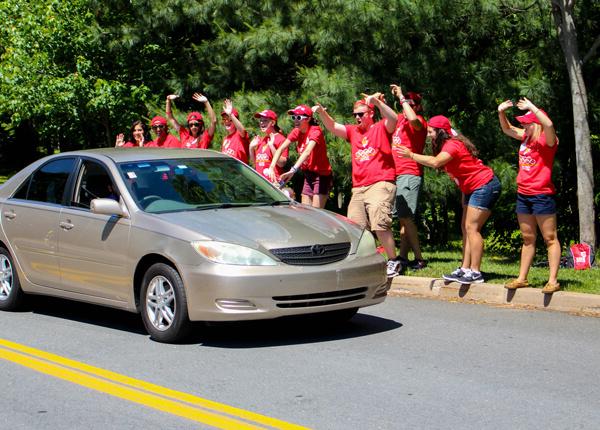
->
[[14, 158, 76, 204], [73, 160, 119, 209]]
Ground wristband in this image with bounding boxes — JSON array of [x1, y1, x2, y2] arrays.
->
[[290, 166, 298, 174], [400, 98, 407, 104]]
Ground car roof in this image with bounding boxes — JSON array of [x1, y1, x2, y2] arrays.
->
[[63, 148, 231, 164]]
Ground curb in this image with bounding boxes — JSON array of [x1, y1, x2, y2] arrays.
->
[[388, 275, 600, 317]]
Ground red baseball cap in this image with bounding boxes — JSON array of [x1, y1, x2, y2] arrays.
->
[[220, 108, 239, 118], [515, 110, 544, 125], [427, 115, 453, 135], [187, 112, 203, 122], [151, 116, 167, 126], [405, 92, 422, 105], [254, 109, 278, 121], [287, 105, 313, 117]]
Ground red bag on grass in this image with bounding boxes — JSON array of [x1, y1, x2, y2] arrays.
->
[[570, 243, 594, 270]]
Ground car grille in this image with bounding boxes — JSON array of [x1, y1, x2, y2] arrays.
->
[[273, 287, 368, 308], [269, 242, 351, 265]]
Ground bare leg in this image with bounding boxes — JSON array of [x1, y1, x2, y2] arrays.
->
[[312, 193, 329, 209], [460, 204, 470, 269], [375, 229, 397, 260], [517, 213, 537, 281], [537, 214, 560, 285], [463, 206, 492, 272], [399, 217, 423, 261], [301, 194, 312, 205]]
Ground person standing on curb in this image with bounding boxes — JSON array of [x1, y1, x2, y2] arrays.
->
[[221, 99, 250, 164], [269, 104, 333, 208], [390, 84, 427, 271], [145, 116, 181, 148], [313, 93, 401, 278], [498, 98, 561, 294], [166, 93, 216, 149], [397, 115, 501, 284]]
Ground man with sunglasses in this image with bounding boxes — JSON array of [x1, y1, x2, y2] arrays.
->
[[166, 93, 217, 149], [313, 93, 401, 277], [145, 116, 181, 148], [389, 84, 428, 272]]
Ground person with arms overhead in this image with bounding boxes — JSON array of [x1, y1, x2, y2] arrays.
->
[[166, 92, 217, 149]]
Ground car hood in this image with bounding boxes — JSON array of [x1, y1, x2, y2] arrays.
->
[[151, 204, 361, 250]]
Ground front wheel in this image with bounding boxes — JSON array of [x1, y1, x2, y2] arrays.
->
[[0, 246, 25, 311], [140, 263, 190, 343]]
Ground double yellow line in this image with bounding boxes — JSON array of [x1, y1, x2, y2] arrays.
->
[[0, 338, 308, 430]]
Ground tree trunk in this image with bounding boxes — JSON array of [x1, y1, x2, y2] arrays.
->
[[551, 0, 596, 248]]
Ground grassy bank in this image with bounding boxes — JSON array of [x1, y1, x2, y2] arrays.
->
[[403, 249, 599, 295]]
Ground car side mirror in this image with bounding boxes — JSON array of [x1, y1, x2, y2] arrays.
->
[[91, 198, 129, 218]]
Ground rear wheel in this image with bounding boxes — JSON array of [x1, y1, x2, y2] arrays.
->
[[0, 246, 25, 311], [140, 263, 190, 343]]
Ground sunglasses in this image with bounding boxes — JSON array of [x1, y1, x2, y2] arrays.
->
[[258, 117, 272, 122], [353, 112, 366, 118], [151, 125, 165, 130], [290, 115, 308, 121], [188, 122, 203, 128]]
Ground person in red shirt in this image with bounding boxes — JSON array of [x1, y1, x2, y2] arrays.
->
[[220, 99, 250, 164], [498, 98, 561, 294], [115, 120, 151, 148], [397, 115, 501, 284], [146, 116, 181, 148], [313, 93, 402, 277], [165, 92, 216, 149], [390, 84, 427, 271], [249, 109, 288, 183], [269, 104, 333, 208]]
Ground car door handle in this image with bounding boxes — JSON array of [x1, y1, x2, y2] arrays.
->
[[3, 211, 16, 220], [59, 221, 74, 230]]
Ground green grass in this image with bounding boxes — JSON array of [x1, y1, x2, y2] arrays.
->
[[402, 249, 600, 295]]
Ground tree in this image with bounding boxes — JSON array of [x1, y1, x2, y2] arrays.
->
[[550, 0, 597, 248]]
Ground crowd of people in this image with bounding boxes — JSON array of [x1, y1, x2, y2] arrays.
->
[[115, 89, 561, 293]]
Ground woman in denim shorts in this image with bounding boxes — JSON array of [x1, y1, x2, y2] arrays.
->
[[498, 98, 561, 294], [397, 115, 501, 285]]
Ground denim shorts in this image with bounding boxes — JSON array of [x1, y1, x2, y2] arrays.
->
[[516, 193, 556, 215], [464, 175, 501, 210]]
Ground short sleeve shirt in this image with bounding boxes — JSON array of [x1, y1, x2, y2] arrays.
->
[[344, 120, 396, 187], [441, 139, 494, 194], [179, 128, 212, 149], [287, 125, 332, 175], [391, 114, 427, 176], [254, 133, 289, 180], [517, 132, 558, 195], [146, 134, 181, 148], [222, 131, 250, 164]]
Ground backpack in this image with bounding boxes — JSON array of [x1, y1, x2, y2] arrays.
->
[[569, 243, 595, 270]]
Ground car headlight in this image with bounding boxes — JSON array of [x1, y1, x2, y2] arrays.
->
[[191, 241, 278, 266], [355, 230, 377, 257]]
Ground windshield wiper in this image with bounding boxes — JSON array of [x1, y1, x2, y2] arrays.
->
[[252, 200, 292, 207], [193, 202, 254, 210]]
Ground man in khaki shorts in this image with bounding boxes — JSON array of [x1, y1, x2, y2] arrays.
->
[[314, 93, 401, 277]]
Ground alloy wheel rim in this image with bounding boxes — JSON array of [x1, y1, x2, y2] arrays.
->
[[0, 255, 13, 301], [145, 275, 176, 331]]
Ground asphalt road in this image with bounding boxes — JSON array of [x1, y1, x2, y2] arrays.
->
[[1, 294, 599, 429]]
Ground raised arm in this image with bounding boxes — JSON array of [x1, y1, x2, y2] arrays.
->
[[364, 92, 397, 133], [193, 92, 217, 136], [517, 97, 556, 147], [223, 99, 247, 136], [166, 94, 182, 132], [497, 100, 524, 140], [390, 84, 422, 130], [312, 103, 347, 140]]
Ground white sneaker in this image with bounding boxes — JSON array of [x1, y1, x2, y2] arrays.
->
[[386, 259, 401, 278]]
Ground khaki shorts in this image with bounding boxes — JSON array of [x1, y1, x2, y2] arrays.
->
[[347, 181, 396, 231], [394, 174, 422, 219]]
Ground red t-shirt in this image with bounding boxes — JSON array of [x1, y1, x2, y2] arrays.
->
[[222, 130, 250, 164], [517, 132, 558, 195], [146, 134, 181, 148], [287, 125, 332, 176], [392, 114, 427, 176], [120, 141, 137, 148], [440, 139, 494, 194], [254, 133, 289, 180], [344, 120, 396, 187], [179, 128, 212, 149]]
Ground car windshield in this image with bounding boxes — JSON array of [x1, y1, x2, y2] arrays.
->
[[118, 157, 290, 213]]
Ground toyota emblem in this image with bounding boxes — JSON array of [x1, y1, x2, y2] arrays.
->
[[311, 244, 325, 256]]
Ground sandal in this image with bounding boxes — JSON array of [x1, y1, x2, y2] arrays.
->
[[541, 282, 561, 294], [505, 279, 529, 289]]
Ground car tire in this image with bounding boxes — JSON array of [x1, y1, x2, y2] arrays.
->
[[0, 246, 25, 311], [140, 263, 190, 343]]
